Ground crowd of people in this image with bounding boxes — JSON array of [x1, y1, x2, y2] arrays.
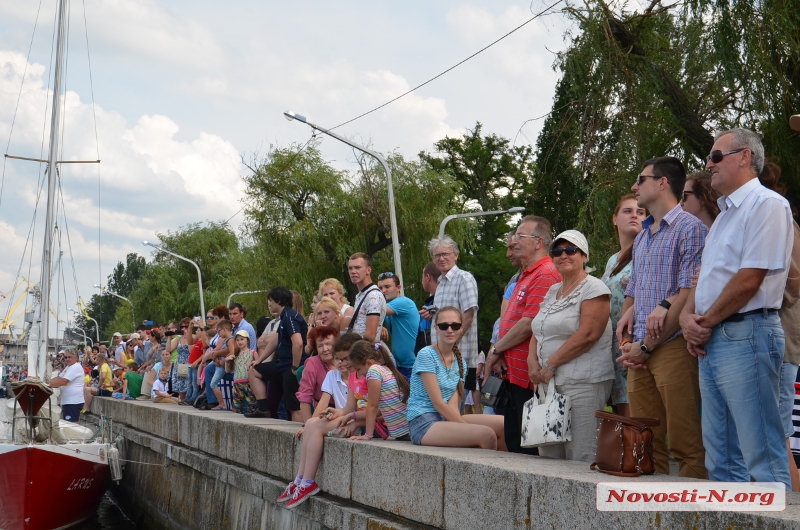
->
[[45, 126, 800, 506]]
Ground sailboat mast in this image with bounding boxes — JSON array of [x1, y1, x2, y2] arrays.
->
[[31, 0, 68, 379]]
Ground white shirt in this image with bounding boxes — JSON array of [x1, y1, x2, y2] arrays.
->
[[320, 369, 349, 409], [352, 284, 386, 342], [59, 363, 86, 405], [696, 178, 793, 314]]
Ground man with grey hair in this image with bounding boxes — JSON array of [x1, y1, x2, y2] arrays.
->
[[486, 215, 560, 453], [422, 235, 479, 392], [681, 127, 793, 488]]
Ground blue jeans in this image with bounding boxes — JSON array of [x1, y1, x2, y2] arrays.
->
[[187, 366, 199, 402], [699, 312, 791, 488], [204, 362, 219, 405], [779, 362, 799, 438]]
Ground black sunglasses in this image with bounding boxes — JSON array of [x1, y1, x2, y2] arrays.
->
[[550, 246, 581, 257], [436, 322, 463, 331], [377, 272, 395, 280], [682, 190, 695, 202], [636, 174, 664, 186], [706, 148, 746, 164]]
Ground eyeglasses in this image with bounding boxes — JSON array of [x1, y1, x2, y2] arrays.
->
[[180, 326, 188, 329], [206, 315, 217, 320], [682, 191, 695, 202], [512, 234, 542, 242], [334, 356, 350, 363], [436, 322, 463, 331], [377, 272, 395, 280], [550, 246, 581, 257], [433, 252, 453, 260], [636, 174, 664, 186], [706, 148, 746, 164]]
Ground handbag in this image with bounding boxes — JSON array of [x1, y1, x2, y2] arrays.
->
[[480, 375, 509, 409], [590, 410, 660, 477], [177, 363, 189, 378], [520, 379, 571, 448]]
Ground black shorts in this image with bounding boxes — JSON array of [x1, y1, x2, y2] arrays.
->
[[98, 389, 113, 397], [464, 367, 477, 391], [254, 361, 300, 412], [62, 403, 83, 422]]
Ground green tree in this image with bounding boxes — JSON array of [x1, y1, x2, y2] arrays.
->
[[420, 123, 535, 349]]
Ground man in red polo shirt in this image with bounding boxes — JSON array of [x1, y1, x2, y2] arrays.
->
[[485, 215, 561, 454]]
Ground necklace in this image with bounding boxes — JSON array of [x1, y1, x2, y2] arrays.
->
[[434, 344, 457, 379], [557, 273, 586, 300]]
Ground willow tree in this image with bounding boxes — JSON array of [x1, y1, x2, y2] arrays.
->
[[531, 0, 800, 271], [242, 144, 464, 308]]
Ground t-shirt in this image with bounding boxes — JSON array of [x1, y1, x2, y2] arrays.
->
[[152, 378, 169, 399], [366, 364, 409, 438], [124, 371, 144, 399], [58, 363, 86, 405], [385, 296, 420, 370], [276, 307, 308, 371], [188, 340, 204, 364], [320, 369, 349, 409], [419, 295, 434, 333], [406, 345, 466, 422], [98, 363, 113, 391], [233, 348, 254, 381], [352, 284, 386, 342], [348, 371, 369, 410]]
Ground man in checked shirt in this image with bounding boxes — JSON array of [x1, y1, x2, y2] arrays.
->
[[617, 156, 708, 479]]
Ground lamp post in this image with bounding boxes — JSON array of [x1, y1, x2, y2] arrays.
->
[[283, 111, 404, 289], [69, 326, 92, 347], [438, 207, 526, 239], [94, 284, 136, 331], [68, 308, 99, 344], [143, 241, 206, 326], [227, 290, 268, 308]]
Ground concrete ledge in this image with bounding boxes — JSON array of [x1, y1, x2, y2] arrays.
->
[[93, 398, 800, 529]]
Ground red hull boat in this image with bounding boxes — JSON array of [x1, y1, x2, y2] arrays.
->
[[0, 443, 111, 530]]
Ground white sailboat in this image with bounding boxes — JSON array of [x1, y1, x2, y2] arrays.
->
[[0, 1, 120, 528]]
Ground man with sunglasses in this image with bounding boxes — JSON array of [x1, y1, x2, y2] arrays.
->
[[378, 271, 420, 380], [617, 156, 708, 479], [487, 216, 561, 454], [50, 350, 85, 422], [681, 128, 794, 488]]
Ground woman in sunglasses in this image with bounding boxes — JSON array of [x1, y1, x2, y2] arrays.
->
[[405, 306, 506, 449], [530, 230, 614, 463], [681, 172, 720, 229]]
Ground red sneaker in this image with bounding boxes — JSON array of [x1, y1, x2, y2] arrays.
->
[[286, 481, 319, 508], [276, 482, 296, 503]]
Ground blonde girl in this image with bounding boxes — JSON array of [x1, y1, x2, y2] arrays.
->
[[406, 306, 506, 450], [319, 278, 354, 317]]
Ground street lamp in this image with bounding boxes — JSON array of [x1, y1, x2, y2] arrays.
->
[[69, 326, 92, 347], [284, 111, 404, 289], [69, 307, 100, 344], [143, 241, 206, 326], [94, 284, 136, 331], [227, 290, 268, 308], [438, 207, 526, 239]]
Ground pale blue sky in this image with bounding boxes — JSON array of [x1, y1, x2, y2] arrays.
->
[[0, 1, 569, 333]]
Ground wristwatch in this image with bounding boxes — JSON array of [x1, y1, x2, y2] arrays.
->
[[640, 342, 651, 355], [658, 299, 671, 310]]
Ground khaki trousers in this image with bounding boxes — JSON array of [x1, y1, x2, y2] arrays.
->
[[627, 335, 707, 478]]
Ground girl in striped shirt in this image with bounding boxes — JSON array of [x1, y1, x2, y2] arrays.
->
[[347, 341, 410, 441]]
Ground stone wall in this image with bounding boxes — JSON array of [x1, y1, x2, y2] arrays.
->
[[93, 399, 800, 530]]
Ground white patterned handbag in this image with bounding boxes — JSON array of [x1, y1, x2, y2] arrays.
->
[[520, 379, 571, 448]]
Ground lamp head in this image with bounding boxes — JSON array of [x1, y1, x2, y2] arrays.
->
[[508, 207, 525, 214], [283, 111, 307, 123], [93, 284, 102, 289]]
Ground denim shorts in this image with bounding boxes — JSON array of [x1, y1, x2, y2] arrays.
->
[[210, 365, 226, 389], [779, 362, 799, 439], [409, 411, 446, 445]]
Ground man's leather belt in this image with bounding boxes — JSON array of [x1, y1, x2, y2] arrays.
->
[[721, 308, 779, 324]]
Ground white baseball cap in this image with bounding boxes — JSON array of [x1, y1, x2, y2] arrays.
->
[[552, 230, 590, 260]]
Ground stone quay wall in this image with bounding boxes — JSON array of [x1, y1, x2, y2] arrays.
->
[[92, 399, 800, 530]]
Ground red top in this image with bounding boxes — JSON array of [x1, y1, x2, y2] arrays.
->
[[188, 340, 204, 364], [296, 355, 331, 405], [500, 256, 561, 389]]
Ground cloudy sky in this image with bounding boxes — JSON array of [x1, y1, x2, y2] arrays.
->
[[0, 0, 570, 335]]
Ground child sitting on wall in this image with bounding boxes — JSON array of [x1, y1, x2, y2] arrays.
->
[[152, 367, 180, 404]]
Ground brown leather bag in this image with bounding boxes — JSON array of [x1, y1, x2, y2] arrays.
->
[[590, 410, 660, 477]]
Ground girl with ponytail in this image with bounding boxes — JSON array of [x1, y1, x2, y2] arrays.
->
[[405, 306, 506, 450], [346, 340, 410, 441]]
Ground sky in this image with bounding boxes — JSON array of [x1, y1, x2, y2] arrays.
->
[[0, 0, 570, 336]]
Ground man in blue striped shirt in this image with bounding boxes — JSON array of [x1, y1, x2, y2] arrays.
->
[[617, 156, 708, 479]]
